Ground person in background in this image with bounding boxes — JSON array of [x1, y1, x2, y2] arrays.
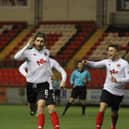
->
[[62, 60, 91, 116], [53, 77, 61, 105]]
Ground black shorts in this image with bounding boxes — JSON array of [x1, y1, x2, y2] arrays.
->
[[55, 89, 60, 97], [26, 82, 55, 105], [71, 86, 86, 100], [100, 90, 123, 111]]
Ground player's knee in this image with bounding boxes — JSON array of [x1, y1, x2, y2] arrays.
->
[[37, 100, 45, 108], [47, 105, 56, 114], [99, 102, 107, 112]]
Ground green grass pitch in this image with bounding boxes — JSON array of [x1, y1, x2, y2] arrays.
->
[[0, 105, 128, 129]]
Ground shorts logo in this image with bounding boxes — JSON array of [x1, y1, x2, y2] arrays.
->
[[45, 89, 48, 98]]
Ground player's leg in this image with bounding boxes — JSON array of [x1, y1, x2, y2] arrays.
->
[[26, 83, 37, 116], [47, 89, 60, 129], [96, 90, 111, 129], [37, 82, 49, 129], [62, 97, 74, 116], [96, 102, 107, 129], [62, 87, 77, 116], [79, 87, 87, 115], [80, 99, 86, 115], [29, 102, 37, 116], [57, 89, 60, 104], [110, 111, 118, 129], [48, 104, 60, 129], [109, 95, 123, 129], [55, 89, 60, 105], [37, 99, 46, 129]]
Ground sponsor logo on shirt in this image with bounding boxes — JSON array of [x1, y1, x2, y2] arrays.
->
[[110, 69, 118, 74], [33, 53, 37, 56], [37, 58, 46, 65]]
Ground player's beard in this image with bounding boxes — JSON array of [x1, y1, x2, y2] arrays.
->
[[35, 44, 44, 51]]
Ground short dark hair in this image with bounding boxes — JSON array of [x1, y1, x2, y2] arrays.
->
[[34, 32, 46, 42], [74, 59, 84, 69], [107, 44, 120, 51]]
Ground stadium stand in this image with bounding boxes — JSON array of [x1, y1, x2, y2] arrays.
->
[[1, 23, 129, 90], [0, 21, 97, 89], [66, 28, 105, 69], [53, 21, 97, 65], [0, 22, 27, 51], [3, 21, 77, 62], [87, 31, 129, 61], [1, 21, 96, 67], [0, 68, 26, 87]]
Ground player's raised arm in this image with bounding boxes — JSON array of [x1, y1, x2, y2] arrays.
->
[[82, 59, 106, 68], [14, 38, 33, 60]]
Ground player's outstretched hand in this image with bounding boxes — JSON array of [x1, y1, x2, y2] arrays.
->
[[82, 59, 87, 65], [111, 75, 117, 83]]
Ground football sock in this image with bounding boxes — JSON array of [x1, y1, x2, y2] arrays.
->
[[62, 102, 71, 116], [96, 111, 104, 129], [37, 113, 45, 129], [50, 112, 60, 129], [110, 113, 118, 129]]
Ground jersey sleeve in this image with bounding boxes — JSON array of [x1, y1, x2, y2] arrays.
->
[[18, 62, 28, 77], [51, 58, 67, 82], [116, 62, 129, 83], [87, 60, 106, 68], [14, 43, 30, 60]]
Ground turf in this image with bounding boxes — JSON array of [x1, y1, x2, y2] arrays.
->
[[0, 105, 128, 129]]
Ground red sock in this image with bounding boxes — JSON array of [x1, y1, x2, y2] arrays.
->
[[37, 114, 45, 129], [96, 111, 104, 129], [110, 113, 118, 129], [50, 112, 60, 129]]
